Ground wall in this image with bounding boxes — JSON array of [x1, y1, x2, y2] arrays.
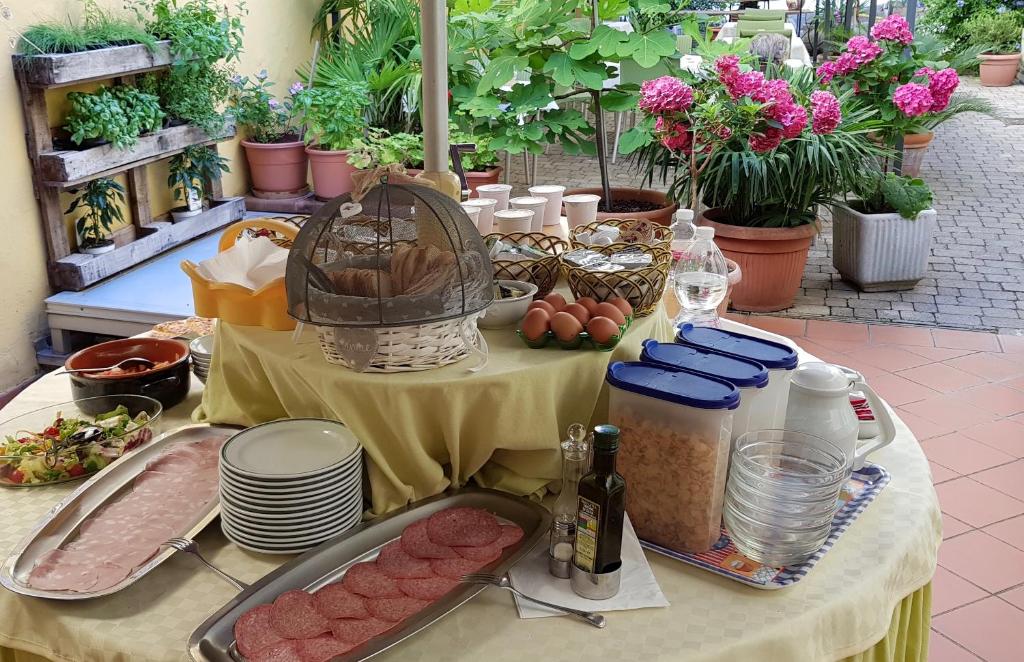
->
[[0, 0, 321, 392]]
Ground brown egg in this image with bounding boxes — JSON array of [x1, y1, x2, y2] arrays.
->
[[594, 302, 626, 326], [562, 303, 591, 326], [543, 292, 567, 312], [576, 297, 599, 316], [521, 308, 551, 341], [550, 311, 583, 343], [587, 316, 621, 345], [528, 300, 557, 317], [608, 297, 634, 318]]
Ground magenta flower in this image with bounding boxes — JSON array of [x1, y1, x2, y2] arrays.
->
[[655, 116, 692, 152], [289, 81, 305, 95], [749, 127, 783, 153], [715, 55, 741, 76], [781, 104, 809, 139], [639, 76, 695, 114], [726, 70, 765, 100], [834, 52, 859, 75], [816, 60, 838, 83], [893, 82, 934, 117], [927, 68, 959, 111], [810, 91, 841, 134], [914, 67, 935, 79], [846, 35, 883, 65], [870, 15, 913, 45]]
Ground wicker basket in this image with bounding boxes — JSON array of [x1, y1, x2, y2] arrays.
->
[[484, 232, 567, 299], [317, 314, 481, 373], [563, 245, 672, 317], [568, 218, 674, 251]]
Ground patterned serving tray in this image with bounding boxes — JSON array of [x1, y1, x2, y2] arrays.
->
[[640, 463, 890, 590]]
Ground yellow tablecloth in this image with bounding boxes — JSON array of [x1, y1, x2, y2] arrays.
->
[[194, 308, 675, 515], [0, 320, 940, 662]]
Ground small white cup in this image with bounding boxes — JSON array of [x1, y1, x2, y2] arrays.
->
[[494, 209, 534, 234], [459, 203, 481, 228], [476, 184, 513, 211], [562, 193, 602, 229], [509, 196, 548, 233], [528, 185, 566, 226], [461, 197, 498, 234]]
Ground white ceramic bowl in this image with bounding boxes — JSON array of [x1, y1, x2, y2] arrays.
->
[[478, 280, 539, 329]]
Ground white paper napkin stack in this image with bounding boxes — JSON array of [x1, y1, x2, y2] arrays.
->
[[507, 515, 670, 619], [196, 236, 288, 291]]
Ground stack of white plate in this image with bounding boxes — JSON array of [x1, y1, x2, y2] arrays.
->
[[218, 419, 364, 554], [190, 335, 214, 384]]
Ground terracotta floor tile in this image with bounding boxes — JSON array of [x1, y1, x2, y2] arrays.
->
[[935, 478, 1024, 528], [823, 352, 889, 379], [844, 345, 933, 372], [901, 395, 996, 435], [1007, 376, 1024, 393], [896, 408, 952, 440], [999, 334, 1024, 354], [938, 530, 1024, 592], [897, 363, 988, 393], [932, 329, 1004, 353], [943, 514, 973, 540], [933, 597, 1024, 662], [870, 373, 939, 406], [975, 461, 1024, 502], [960, 384, 1024, 418], [962, 420, 1024, 458], [932, 566, 990, 615], [945, 353, 1024, 381], [793, 339, 862, 368], [1001, 585, 1024, 611], [743, 316, 807, 339], [928, 629, 983, 662], [923, 434, 1016, 475], [985, 515, 1024, 552], [868, 324, 935, 347], [805, 319, 869, 343], [930, 460, 960, 484], [903, 346, 979, 362]]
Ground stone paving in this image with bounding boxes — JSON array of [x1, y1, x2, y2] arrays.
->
[[506, 76, 1024, 334]]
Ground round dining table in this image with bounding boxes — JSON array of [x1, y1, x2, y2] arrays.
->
[[0, 318, 938, 662]]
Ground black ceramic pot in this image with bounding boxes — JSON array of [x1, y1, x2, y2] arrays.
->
[[65, 338, 191, 410]]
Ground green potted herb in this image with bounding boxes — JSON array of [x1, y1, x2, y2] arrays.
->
[[964, 12, 1023, 87], [167, 146, 229, 221], [292, 81, 370, 199], [347, 130, 423, 170], [14, 0, 157, 55], [63, 85, 164, 150], [228, 71, 308, 195], [832, 172, 936, 291], [66, 178, 126, 255]]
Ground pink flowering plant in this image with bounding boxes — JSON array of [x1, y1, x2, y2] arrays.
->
[[228, 71, 302, 144], [621, 58, 884, 228]]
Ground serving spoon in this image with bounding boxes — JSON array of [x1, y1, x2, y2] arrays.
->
[[61, 357, 156, 374]]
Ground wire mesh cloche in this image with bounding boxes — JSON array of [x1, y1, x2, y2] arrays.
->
[[286, 180, 494, 372]]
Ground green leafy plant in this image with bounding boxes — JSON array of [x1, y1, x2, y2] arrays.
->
[[63, 85, 164, 149], [964, 11, 1023, 54], [66, 178, 126, 250], [451, 128, 499, 171], [921, 0, 1024, 52], [167, 145, 229, 203], [850, 171, 934, 220], [347, 129, 423, 169], [140, 66, 229, 135], [14, 0, 156, 55], [292, 81, 370, 151], [229, 71, 300, 143]]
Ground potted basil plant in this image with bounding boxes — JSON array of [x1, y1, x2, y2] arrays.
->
[[292, 81, 370, 199], [832, 172, 936, 292], [167, 146, 229, 222], [66, 178, 126, 255]]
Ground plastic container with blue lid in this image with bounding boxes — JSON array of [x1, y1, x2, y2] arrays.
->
[[676, 323, 798, 430], [605, 361, 738, 554], [640, 339, 770, 444]]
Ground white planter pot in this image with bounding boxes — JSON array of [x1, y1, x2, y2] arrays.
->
[[80, 242, 115, 255], [171, 206, 203, 223], [831, 203, 937, 292]]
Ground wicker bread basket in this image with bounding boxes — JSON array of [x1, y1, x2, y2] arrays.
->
[[316, 314, 481, 372], [563, 244, 672, 317], [484, 232, 567, 299], [568, 218, 674, 251]]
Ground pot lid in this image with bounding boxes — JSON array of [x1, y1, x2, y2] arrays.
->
[[606, 361, 740, 410], [791, 361, 851, 395], [676, 324, 798, 370], [640, 340, 768, 388]]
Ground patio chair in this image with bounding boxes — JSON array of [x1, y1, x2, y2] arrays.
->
[[737, 9, 793, 38]]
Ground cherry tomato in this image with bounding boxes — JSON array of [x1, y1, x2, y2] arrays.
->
[[67, 464, 86, 477], [9, 470, 24, 484], [43, 426, 60, 437]]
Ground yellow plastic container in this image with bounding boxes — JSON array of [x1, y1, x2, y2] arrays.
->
[[181, 218, 299, 331]]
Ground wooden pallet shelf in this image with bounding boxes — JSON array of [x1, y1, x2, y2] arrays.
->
[[39, 121, 236, 187], [13, 41, 176, 88]]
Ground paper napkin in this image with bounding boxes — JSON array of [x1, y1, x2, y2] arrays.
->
[[506, 515, 670, 618], [197, 236, 288, 291]]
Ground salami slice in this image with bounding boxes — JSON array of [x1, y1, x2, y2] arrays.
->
[[399, 520, 458, 560], [270, 590, 331, 639], [312, 582, 370, 620], [430, 556, 490, 580], [426, 507, 501, 547], [453, 542, 502, 563], [375, 541, 434, 579], [341, 562, 404, 598], [496, 524, 524, 548], [295, 635, 353, 662], [234, 604, 286, 659], [365, 596, 429, 622], [397, 576, 459, 601], [249, 640, 301, 662], [330, 617, 393, 646]]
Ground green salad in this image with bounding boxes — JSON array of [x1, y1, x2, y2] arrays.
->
[[0, 405, 153, 485]]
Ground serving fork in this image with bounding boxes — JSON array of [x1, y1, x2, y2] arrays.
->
[[162, 537, 249, 591], [460, 573, 606, 628]]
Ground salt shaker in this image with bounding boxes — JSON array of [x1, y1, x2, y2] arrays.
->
[[549, 423, 589, 578]]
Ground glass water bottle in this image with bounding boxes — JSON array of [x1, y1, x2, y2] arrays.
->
[[549, 423, 589, 578], [672, 226, 729, 328]]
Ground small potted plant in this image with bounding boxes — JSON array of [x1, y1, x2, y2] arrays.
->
[[450, 127, 503, 194], [965, 12, 1023, 87], [347, 130, 424, 171], [167, 146, 229, 222], [832, 171, 936, 291], [63, 85, 164, 150], [292, 81, 370, 199], [66, 178, 126, 255], [229, 71, 308, 196]]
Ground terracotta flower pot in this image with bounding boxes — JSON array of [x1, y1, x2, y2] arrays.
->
[[241, 140, 308, 195], [698, 209, 817, 312], [979, 53, 1022, 87], [306, 146, 357, 200], [869, 132, 933, 178], [466, 167, 503, 196], [563, 187, 677, 225]]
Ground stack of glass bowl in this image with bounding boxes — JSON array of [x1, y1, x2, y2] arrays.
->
[[189, 335, 213, 384], [723, 430, 849, 567]]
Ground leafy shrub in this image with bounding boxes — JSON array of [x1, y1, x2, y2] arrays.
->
[[852, 171, 934, 219], [920, 0, 1024, 51], [964, 11, 1024, 54], [65, 178, 126, 249], [292, 82, 370, 151], [64, 86, 164, 149], [167, 146, 229, 203], [228, 71, 300, 143]]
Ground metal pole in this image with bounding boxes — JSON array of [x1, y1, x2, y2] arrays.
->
[[867, 0, 878, 30], [823, 0, 832, 58], [591, 0, 613, 210], [421, 0, 448, 173], [843, 0, 855, 32]]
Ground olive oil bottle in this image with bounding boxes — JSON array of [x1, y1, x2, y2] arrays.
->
[[571, 424, 626, 599]]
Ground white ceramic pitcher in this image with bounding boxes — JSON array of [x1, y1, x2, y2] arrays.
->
[[784, 362, 895, 471]]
